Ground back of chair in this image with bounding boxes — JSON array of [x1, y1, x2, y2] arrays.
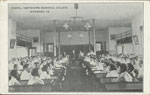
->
[[100, 77, 118, 83], [9, 84, 52, 92], [19, 80, 28, 85], [94, 73, 106, 79], [104, 82, 143, 92]]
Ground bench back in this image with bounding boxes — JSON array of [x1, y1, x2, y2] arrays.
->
[[9, 84, 53, 92], [100, 77, 118, 83], [104, 82, 143, 92]]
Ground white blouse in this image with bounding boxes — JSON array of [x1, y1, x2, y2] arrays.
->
[[9, 77, 20, 86], [118, 71, 132, 82], [40, 71, 51, 79], [20, 70, 31, 80], [28, 76, 44, 85], [106, 70, 119, 77]]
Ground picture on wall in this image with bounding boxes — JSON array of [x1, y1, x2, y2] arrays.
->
[[110, 34, 116, 40], [133, 35, 139, 45], [10, 39, 16, 49], [33, 37, 39, 43]]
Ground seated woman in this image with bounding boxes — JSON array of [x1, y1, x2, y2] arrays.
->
[[9, 70, 21, 86], [137, 60, 143, 81], [118, 63, 133, 82], [20, 64, 31, 80], [127, 63, 136, 78], [28, 68, 44, 85], [103, 61, 110, 73], [115, 61, 121, 73], [106, 64, 119, 77], [97, 60, 104, 70], [40, 65, 51, 79]]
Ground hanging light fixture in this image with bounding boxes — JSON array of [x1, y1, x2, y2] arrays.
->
[[63, 22, 70, 30], [84, 22, 91, 30], [62, 3, 91, 31], [79, 33, 83, 38], [67, 34, 72, 38]]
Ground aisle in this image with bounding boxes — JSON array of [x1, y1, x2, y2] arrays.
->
[[61, 60, 98, 92]]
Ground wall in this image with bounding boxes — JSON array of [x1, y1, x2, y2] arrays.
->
[[43, 31, 89, 45], [60, 31, 89, 45], [131, 13, 144, 56], [16, 46, 28, 58], [42, 30, 109, 51], [108, 27, 131, 54], [8, 18, 30, 59], [95, 30, 109, 51], [17, 30, 41, 52], [8, 18, 17, 59], [123, 43, 133, 54], [42, 32, 54, 43]]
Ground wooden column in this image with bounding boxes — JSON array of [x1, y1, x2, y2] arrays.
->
[[58, 28, 61, 56], [88, 28, 91, 51], [92, 19, 96, 53], [131, 29, 135, 54], [53, 20, 56, 57]]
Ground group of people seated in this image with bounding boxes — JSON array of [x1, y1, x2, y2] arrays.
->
[[8, 50, 143, 88], [8, 55, 69, 86], [84, 52, 143, 82]]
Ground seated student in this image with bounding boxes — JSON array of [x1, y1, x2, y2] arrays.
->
[[8, 60, 14, 71], [106, 64, 119, 77], [46, 63, 54, 76], [118, 63, 132, 82], [115, 61, 121, 73], [137, 60, 143, 81], [13, 64, 18, 70], [103, 60, 110, 73], [40, 65, 51, 79], [17, 61, 23, 70], [12, 64, 21, 80], [9, 70, 21, 86], [127, 63, 136, 78], [79, 51, 84, 58], [28, 68, 44, 85], [90, 57, 97, 66], [97, 60, 104, 70], [20, 64, 31, 80]]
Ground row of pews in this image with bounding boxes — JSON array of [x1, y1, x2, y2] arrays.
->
[[83, 61, 143, 92], [9, 67, 65, 92]]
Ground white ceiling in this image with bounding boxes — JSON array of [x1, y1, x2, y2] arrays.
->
[[9, 3, 143, 32]]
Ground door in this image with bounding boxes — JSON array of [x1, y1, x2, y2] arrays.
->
[[96, 42, 102, 55], [29, 47, 36, 56], [45, 43, 54, 57]]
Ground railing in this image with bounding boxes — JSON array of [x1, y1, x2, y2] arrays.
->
[[116, 30, 132, 40], [16, 33, 32, 47], [116, 30, 132, 44], [16, 33, 32, 42]]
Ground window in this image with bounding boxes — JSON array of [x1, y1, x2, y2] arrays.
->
[[33, 37, 39, 43], [29, 47, 36, 56], [96, 42, 102, 51], [47, 43, 54, 52]]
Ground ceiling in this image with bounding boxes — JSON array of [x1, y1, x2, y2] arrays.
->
[[9, 3, 143, 32]]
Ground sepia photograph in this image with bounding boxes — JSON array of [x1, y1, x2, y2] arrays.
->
[[7, 2, 144, 92]]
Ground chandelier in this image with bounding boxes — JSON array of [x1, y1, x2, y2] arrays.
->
[[62, 3, 92, 32]]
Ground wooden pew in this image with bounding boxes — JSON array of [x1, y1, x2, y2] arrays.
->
[[9, 84, 53, 92], [99, 77, 118, 84], [19, 77, 58, 85], [93, 71, 106, 79], [104, 82, 143, 92], [9, 78, 59, 92], [19, 80, 28, 85]]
